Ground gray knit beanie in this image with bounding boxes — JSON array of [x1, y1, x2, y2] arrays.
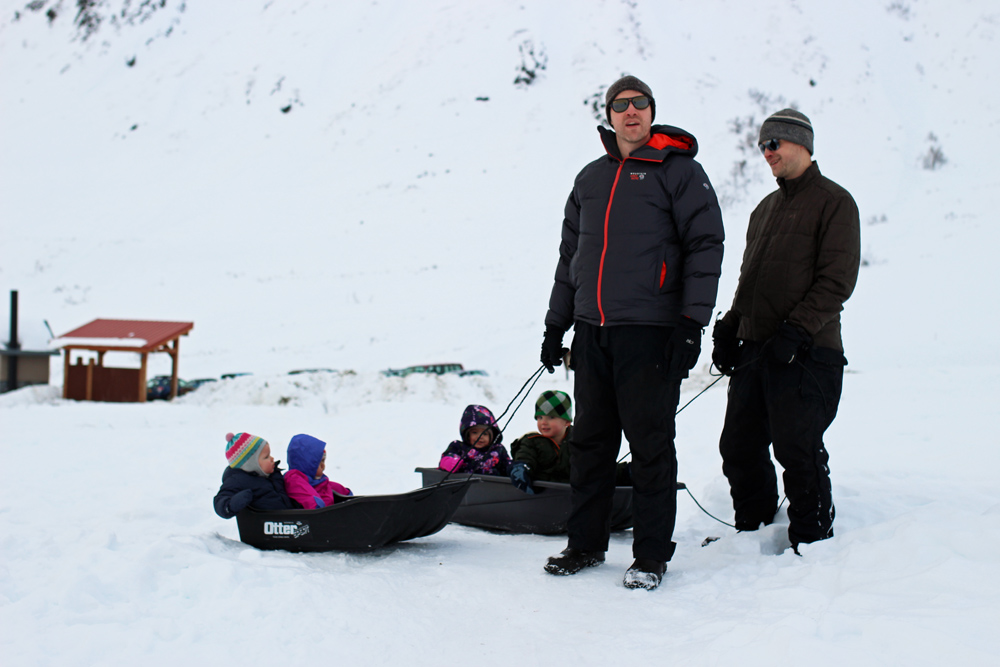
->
[[605, 75, 655, 124], [759, 108, 814, 154]]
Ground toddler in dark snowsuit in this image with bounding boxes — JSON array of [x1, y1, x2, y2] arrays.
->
[[213, 431, 299, 519], [438, 405, 511, 476]]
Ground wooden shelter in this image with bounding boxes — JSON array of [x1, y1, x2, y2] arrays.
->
[[54, 319, 194, 402]]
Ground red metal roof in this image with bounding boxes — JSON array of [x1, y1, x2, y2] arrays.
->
[[57, 319, 193, 352]]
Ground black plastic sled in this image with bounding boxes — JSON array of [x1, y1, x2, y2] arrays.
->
[[415, 467, 633, 535], [235, 478, 475, 552]]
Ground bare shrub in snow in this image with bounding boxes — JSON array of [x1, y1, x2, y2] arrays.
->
[[513, 39, 547, 87], [19, 0, 176, 42], [922, 132, 947, 170], [887, 2, 912, 20], [583, 89, 608, 127]]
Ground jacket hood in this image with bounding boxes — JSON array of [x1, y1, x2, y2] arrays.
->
[[459, 404, 503, 446], [598, 124, 698, 161], [287, 433, 326, 477]]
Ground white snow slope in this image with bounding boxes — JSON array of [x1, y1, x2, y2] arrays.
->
[[2, 1, 999, 665]]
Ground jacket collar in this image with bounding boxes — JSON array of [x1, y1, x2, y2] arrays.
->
[[598, 124, 698, 162], [778, 160, 821, 196]]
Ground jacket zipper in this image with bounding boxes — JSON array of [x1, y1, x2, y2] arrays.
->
[[598, 159, 627, 326]]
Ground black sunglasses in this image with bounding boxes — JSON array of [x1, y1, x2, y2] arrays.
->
[[758, 138, 781, 154], [610, 95, 651, 113]]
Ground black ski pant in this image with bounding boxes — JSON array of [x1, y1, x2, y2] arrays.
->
[[568, 322, 681, 562], [719, 340, 845, 546]]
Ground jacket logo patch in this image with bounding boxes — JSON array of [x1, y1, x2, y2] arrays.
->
[[630, 172, 646, 181]]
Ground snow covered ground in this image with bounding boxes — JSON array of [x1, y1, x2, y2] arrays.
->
[[2, 0, 999, 664]]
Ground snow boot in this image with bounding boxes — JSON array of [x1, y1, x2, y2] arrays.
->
[[544, 547, 605, 575], [623, 558, 666, 590]]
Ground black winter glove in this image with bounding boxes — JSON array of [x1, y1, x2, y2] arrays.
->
[[509, 461, 535, 494], [711, 319, 741, 376], [227, 489, 252, 515], [540, 328, 568, 373], [768, 321, 812, 364], [667, 317, 703, 378]]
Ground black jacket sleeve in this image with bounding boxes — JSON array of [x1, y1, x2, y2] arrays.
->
[[213, 470, 241, 519], [544, 189, 581, 332], [668, 159, 725, 326]]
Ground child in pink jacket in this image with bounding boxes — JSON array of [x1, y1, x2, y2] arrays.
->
[[284, 433, 353, 509]]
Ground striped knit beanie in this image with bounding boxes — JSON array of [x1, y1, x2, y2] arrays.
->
[[759, 108, 814, 155], [225, 432, 266, 472], [535, 390, 572, 421]]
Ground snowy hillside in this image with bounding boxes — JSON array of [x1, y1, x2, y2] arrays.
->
[[2, 1, 999, 665]]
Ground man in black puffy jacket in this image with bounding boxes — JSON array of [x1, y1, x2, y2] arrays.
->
[[540, 75, 724, 590]]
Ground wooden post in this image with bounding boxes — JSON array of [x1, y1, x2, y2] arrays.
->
[[62, 349, 71, 399], [139, 352, 148, 403], [169, 338, 179, 400], [85, 358, 94, 401]]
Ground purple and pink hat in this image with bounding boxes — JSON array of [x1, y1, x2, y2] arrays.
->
[[459, 405, 502, 445]]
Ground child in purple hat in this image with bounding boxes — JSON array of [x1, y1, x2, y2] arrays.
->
[[284, 433, 353, 509], [438, 404, 511, 476]]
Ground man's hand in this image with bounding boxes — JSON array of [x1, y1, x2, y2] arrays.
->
[[667, 318, 703, 377], [540, 328, 568, 373], [711, 319, 740, 375], [768, 321, 812, 364]]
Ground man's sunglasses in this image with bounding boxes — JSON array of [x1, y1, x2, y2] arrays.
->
[[758, 138, 781, 154], [610, 95, 651, 113]]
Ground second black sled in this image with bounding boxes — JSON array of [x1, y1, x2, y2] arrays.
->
[[235, 477, 475, 552], [416, 467, 633, 535]]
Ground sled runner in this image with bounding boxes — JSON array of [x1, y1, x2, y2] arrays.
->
[[415, 467, 633, 535], [235, 478, 475, 552]]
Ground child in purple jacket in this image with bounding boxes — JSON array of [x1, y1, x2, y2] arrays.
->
[[284, 433, 353, 509], [438, 404, 511, 476]]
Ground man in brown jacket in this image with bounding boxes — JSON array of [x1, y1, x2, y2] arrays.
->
[[711, 109, 860, 550]]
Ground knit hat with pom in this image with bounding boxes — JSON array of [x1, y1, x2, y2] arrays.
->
[[225, 432, 267, 475]]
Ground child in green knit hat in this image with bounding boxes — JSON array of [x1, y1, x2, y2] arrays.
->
[[508, 390, 574, 493]]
